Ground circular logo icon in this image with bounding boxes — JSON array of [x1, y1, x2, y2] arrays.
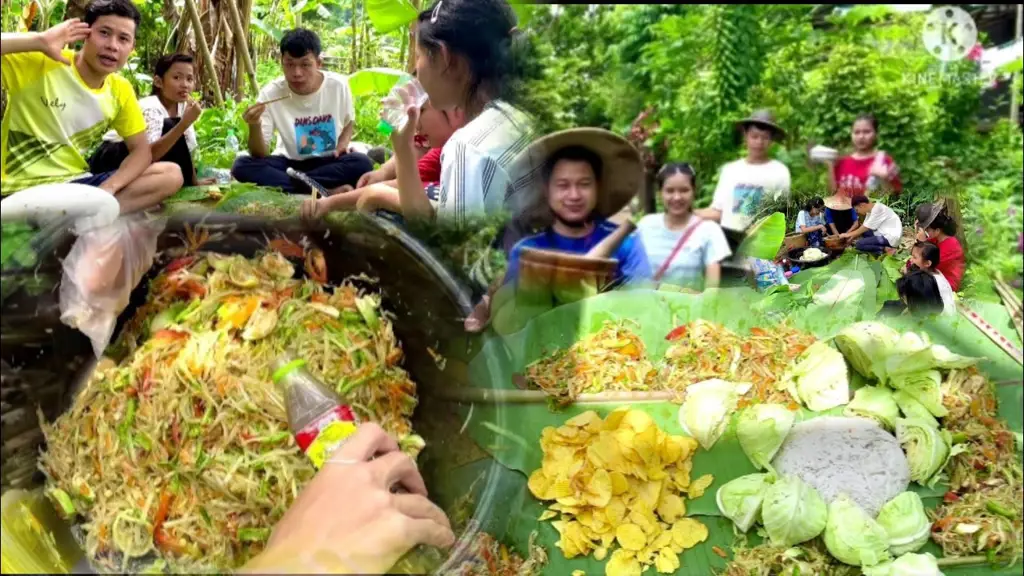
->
[[922, 6, 978, 62]]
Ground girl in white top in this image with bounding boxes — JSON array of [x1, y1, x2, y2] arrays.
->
[[637, 163, 732, 291], [385, 0, 535, 227], [93, 54, 211, 186]]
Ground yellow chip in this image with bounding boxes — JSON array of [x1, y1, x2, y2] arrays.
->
[[653, 547, 681, 574], [586, 468, 613, 508], [572, 571, 587, 576], [605, 549, 642, 576], [566, 410, 603, 431], [539, 509, 557, 521], [615, 523, 646, 551], [688, 473, 714, 499], [621, 409, 654, 433], [609, 471, 629, 495], [594, 546, 608, 561], [656, 493, 686, 523], [670, 518, 709, 550]]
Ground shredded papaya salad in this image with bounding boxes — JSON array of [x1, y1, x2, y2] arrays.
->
[[38, 249, 424, 573], [523, 320, 657, 405], [930, 368, 1023, 565], [444, 532, 547, 576], [660, 320, 815, 404]]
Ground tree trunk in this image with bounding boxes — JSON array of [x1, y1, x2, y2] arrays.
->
[[184, 0, 224, 105], [350, 0, 359, 73], [64, 0, 88, 21], [225, 0, 258, 97]]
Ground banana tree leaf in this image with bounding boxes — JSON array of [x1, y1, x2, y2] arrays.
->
[[348, 67, 406, 98], [365, 0, 419, 35], [508, 1, 537, 28], [461, 287, 1024, 575], [737, 211, 786, 260]]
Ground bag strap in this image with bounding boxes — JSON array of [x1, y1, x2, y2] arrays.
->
[[654, 218, 703, 282]]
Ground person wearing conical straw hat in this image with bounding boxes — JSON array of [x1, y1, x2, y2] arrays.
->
[[462, 128, 651, 332], [501, 128, 651, 285], [696, 109, 791, 239]]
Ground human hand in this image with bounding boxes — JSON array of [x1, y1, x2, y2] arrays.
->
[[915, 228, 928, 242], [357, 169, 387, 189], [242, 103, 267, 126], [333, 140, 351, 158], [182, 98, 203, 127], [869, 161, 889, 180], [38, 18, 91, 65], [301, 197, 327, 222], [385, 85, 421, 154], [246, 424, 454, 574]]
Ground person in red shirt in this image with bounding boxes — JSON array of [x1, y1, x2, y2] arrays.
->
[[909, 201, 965, 292], [824, 114, 902, 199], [301, 102, 463, 218]]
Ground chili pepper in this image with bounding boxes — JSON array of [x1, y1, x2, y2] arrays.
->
[[665, 326, 687, 341], [944, 491, 961, 504]]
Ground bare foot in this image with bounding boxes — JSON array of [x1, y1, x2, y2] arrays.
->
[[884, 247, 897, 257]]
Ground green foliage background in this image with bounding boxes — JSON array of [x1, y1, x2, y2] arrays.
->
[[513, 4, 1023, 298]]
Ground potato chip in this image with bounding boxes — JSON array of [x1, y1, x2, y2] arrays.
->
[[671, 518, 709, 550], [653, 547, 681, 574], [530, 409, 711, 576], [615, 523, 646, 551], [688, 473, 714, 499], [572, 571, 587, 576], [605, 549, 642, 576]]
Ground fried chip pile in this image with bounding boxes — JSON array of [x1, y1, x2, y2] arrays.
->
[[528, 409, 712, 576]]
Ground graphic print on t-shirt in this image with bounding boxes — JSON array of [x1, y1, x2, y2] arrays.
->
[[732, 183, 765, 218], [294, 114, 336, 156]]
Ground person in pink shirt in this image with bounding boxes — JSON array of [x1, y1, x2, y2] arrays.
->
[[825, 114, 902, 199]]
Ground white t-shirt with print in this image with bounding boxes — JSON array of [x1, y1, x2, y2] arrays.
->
[[257, 71, 355, 160], [636, 214, 732, 286], [711, 158, 791, 232], [101, 95, 197, 152], [437, 100, 535, 225], [862, 202, 903, 247]]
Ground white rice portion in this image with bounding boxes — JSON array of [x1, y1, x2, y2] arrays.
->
[[771, 416, 910, 517]]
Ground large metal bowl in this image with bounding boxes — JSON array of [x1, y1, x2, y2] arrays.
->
[[0, 209, 509, 573]]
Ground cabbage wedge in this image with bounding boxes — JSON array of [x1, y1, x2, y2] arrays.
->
[[781, 341, 849, 412], [679, 379, 752, 450], [834, 322, 900, 381], [889, 370, 947, 418], [892, 390, 939, 429], [736, 404, 797, 470], [861, 553, 944, 576], [844, 386, 900, 431], [761, 475, 828, 547], [823, 493, 892, 567], [895, 418, 958, 488], [715, 473, 769, 533], [875, 492, 931, 556]]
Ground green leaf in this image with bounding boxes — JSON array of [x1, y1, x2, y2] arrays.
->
[[997, 56, 1023, 76], [365, 0, 419, 35], [348, 67, 407, 98], [738, 212, 787, 260]]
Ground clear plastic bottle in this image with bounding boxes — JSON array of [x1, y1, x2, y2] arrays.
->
[[377, 75, 429, 137], [225, 130, 240, 153], [273, 352, 360, 468], [271, 353, 446, 574]]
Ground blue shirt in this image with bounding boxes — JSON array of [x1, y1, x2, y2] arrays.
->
[[795, 210, 825, 232], [504, 219, 652, 285]]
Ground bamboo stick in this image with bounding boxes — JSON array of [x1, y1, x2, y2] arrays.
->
[[992, 277, 1024, 342], [224, 0, 258, 97], [429, 387, 684, 404], [183, 0, 224, 106], [957, 303, 1024, 367]]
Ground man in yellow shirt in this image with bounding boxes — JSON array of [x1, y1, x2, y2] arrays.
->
[[1, 0, 181, 213]]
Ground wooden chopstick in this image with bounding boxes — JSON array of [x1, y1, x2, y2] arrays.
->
[[257, 93, 291, 106]]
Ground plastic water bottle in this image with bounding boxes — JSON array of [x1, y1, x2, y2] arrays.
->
[[377, 75, 428, 136], [225, 130, 239, 153], [272, 352, 447, 574]]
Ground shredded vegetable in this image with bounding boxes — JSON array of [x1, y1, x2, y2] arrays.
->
[[930, 368, 1023, 565], [661, 320, 814, 405], [523, 320, 657, 405], [721, 538, 858, 576], [443, 532, 547, 576], [38, 249, 423, 573]]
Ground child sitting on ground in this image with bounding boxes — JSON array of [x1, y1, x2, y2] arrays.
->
[[795, 197, 827, 247], [882, 241, 955, 316], [301, 102, 464, 219]]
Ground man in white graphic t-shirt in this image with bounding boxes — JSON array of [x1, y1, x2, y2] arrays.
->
[[232, 29, 373, 194], [697, 110, 791, 237]]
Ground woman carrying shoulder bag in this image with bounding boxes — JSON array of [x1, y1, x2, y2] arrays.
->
[[636, 163, 733, 292]]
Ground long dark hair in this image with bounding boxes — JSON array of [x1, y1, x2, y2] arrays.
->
[[417, 0, 525, 105], [897, 270, 944, 315]]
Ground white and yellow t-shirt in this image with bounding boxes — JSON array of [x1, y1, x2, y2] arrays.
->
[[1, 49, 146, 195]]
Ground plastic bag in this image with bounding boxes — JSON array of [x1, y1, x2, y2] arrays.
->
[[59, 214, 166, 357]]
